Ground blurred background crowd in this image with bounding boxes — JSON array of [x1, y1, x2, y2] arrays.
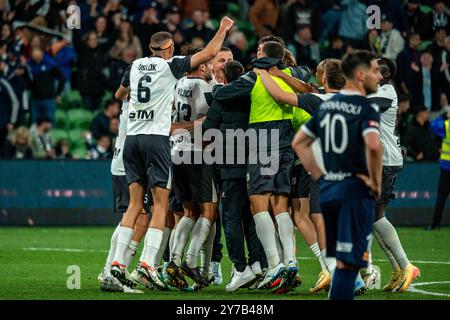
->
[[0, 0, 448, 161]]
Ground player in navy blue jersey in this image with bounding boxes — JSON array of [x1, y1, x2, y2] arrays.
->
[[292, 50, 383, 300]]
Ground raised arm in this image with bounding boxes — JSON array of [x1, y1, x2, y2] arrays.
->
[[269, 67, 317, 93], [254, 68, 298, 106], [190, 17, 234, 69]]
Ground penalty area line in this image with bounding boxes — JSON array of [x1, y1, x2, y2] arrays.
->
[[23, 247, 108, 253], [408, 281, 450, 298]]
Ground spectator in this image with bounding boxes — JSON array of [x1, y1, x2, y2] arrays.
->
[[440, 36, 450, 100], [183, 10, 215, 44], [0, 64, 19, 151], [322, 36, 345, 60], [2, 126, 33, 160], [338, 0, 368, 48], [403, 106, 440, 161], [52, 39, 77, 92], [318, 0, 341, 43], [283, 0, 321, 42], [367, 0, 408, 35], [45, 0, 68, 32], [88, 134, 113, 160], [102, 0, 123, 21], [287, 25, 320, 71], [397, 94, 412, 143], [428, 108, 450, 230], [90, 99, 120, 140], [109, 20, 142, 60], [426, 27, 447, 70], [136, 5, 164, 57], [396, 32, 421, 95], [404, 0, 432, 40], [94, 16, 115, 54], [54, 138, 73, 159], [107, 47, 136, 93], [29, 117, 55, 159], [4, 53, 31, 127], [28, 47, 64, 124], [77, 31, 106, 111], [362, 29, 382, 55], [380, 13, 405, 60], [109, 116, 119, 151], [428, 0, 450, 34], [162, 6, 186, 54], [227, 31, 249, 67], [249, 0, 279, 38], [410, 51, 443, 112], [1, 23, 13, 46], [176, 0, 209, 21]]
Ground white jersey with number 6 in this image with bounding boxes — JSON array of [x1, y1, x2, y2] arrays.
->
[[121, 55, 191, 136]]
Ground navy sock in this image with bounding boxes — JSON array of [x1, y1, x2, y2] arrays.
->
[[329, 268, 358, 300]]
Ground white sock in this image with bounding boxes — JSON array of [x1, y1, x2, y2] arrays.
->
[[112, 226, 133, 266], [142, 228, 164, 267], [373, 227, 400, 271], [104, 224, 121, 275], [310, 242, 327, 272], [186, 217, 212, 268], [124, 240, 139, 268], [254, 211, 280, 269], [139, 231, 149, 263], [373, 217, 409, 269], [275, 212, 296, 266], [169, 228, 176, 258], [154, 227, 172, 267], [200, 222, 216, 275], [171, 217, 195, 266], [322, 249, 336, 273], [275, 231, 284, 264]]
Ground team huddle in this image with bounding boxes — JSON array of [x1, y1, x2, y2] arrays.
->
[[97, 17, 421, 300]]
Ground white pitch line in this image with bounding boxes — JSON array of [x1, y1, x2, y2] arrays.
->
[[23, 247, 108, 253], [408, 281, 450, 298], [296, 256, 450, 265]]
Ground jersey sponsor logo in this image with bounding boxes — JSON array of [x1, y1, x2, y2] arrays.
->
[[129, 110, 154, 121], [138, 64, 157, 72]]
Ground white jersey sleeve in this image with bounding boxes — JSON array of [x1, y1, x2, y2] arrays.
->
[[124, 56, 191, 136], [111, 101, 129, 176], [367, 84, 403, 166]]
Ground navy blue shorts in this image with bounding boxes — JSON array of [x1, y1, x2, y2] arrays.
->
[[321, 198, 375, 267]]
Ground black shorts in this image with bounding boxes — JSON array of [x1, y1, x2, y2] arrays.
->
[[247, 148, 294, 196], [291, 162, 310, 199], [123, 134, 173, 190], [112, 175, 151, 214], [169, 187, 184, 213], [173, 151, 219, 203], [378, 166, 402, 206]]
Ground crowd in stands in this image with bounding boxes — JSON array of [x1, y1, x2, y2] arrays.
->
[[0, 0, 448, 161]]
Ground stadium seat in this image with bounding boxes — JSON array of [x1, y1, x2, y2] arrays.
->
[[420, 40, 432, 51], [60, 90, 83, 110], [55, 109, 69, 130], [100, 91, 113, 110], [51, 129, 69, 144], [67, 108, 94, 130], [68, 128, 87, 149], [420, 5, 432, 14], [227, 2, 240, 18], [71, 146, 88, 159]]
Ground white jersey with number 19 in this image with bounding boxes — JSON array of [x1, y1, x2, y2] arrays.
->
[[121, 55, 192, 136]]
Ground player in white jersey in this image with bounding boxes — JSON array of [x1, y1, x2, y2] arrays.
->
[[98, 101, 151, 294], [165, 45, 218, 289], [366, 58, 420, 292], [111, 17, 234, 290]]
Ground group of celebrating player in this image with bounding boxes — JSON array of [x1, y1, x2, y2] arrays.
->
[[96, 16, 421, 300]]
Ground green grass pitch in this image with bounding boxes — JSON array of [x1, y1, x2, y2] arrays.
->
[[1, 226, 449, 300]]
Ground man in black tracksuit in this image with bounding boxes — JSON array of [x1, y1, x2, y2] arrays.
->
[[203, 61, 267, 291]]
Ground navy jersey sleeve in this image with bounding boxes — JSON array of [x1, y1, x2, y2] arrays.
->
[[213, 71, 257, 103], [121, 64, 132, 88], [361, 102, 381, 137], [297, 93, 322, 115], [168, 56, 192, 79], [301, 115, 318, 139]]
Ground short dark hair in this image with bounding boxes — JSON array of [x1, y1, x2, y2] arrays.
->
[[258, 35, 285, 47], [37, 116, 52, 126], [377, 57, 397, 80], [105, 99, 120, 110], [180, 43, 202, 56], [262, 41, 285, 60], [150, 31, 173, 51], [224, 61, 244, 82], [341, 50, 377, 79], [219, 46, 232, 53], [324, 59, 346, 90]]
